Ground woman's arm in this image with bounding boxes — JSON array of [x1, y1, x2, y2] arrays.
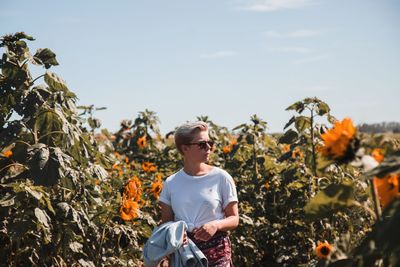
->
[[193, 201, 239, 241], [218, 201, 239, 231], [160, 202, 174, 223]]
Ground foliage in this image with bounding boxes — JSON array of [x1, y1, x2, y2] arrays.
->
[[1, 33, 399, 267], [0, 32, 152, 266]]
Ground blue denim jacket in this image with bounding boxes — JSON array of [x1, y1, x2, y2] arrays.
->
[[143, 221, 208, 267]]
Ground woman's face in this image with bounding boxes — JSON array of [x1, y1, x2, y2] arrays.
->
[[183, 130, 213, 163]]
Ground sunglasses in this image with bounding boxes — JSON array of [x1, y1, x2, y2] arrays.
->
[[185, 140, 215, 150]]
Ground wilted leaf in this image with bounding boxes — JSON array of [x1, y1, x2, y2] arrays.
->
[[69, 241, 83, 253], [34, 207, 51, 228], [240, 214, 254, 225], [0, 194, 15, 207], [25, 185, 43, 200], [33, 48, 59, 68], [27, 143, 49, 170], [90, 164, 108, 180], [78, 259, 95, 267]]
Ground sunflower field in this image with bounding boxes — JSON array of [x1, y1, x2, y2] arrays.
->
[[1, 33, 400, 267]]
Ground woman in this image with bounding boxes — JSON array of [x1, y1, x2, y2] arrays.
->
[[159, 121, 239, 267]]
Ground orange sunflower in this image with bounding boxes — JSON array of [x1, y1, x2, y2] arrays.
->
[[137, 136, 147, 149], [371, 148, 384, 163], [222, 146, 231, 154], [291, 147, 303, 159], [320, 118, 357, 160], [229, 139, 238, 147], [124, 176, 142, 202], [151, 180, 163, 199], [3, 150, 13, 158], [373, 173, 400, 209], [315, 241, 334, 259], [282, 144, 291, 153], [142, 162, 157, 173], [264, 180, 270, 190], [120, 199, 139, 221]]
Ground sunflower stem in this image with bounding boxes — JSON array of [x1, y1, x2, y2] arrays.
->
[[369, 179, 382, 221], [310, 108, 317, 177]]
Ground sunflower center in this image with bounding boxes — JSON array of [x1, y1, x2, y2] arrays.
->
[[320, 246, 330, 255]]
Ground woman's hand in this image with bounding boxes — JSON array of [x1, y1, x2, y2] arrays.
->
[[183, 231, 189, 246], [193, 221, 219, 241]]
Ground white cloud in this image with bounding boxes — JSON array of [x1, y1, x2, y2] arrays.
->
[[200, 51, 238, 59], [264, 29, 321, 38], [243, 0, 316, 12], [287, 29, 321, 37], [291, 54, 329, 64], [269, 46, 311, 53]]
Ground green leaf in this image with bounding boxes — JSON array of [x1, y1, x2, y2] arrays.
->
[[283, 116, 296, 130], [286, 101, 304, 112], [351, 199, 400, 266], [317, 101, 330, 116], [88, 117, 101, 129], [33, 48, 59, 68], [295, 116, 311, 133], [278, 129, 298, 144], [287, 181, 306, 190], [16, 40, 27, 49], [44, 71, 68, 91], [304, 182, 355, 220], [303, 97, 321, 105], [15, 32, 35, 41], [232, 123, 247, 131]]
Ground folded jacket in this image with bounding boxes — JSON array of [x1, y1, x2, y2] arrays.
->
[[143, 220, 208, 267]]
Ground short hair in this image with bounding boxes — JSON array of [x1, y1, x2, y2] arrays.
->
[[174, 121, 208, 154]]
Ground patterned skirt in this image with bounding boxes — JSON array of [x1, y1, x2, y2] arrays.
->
[[187, 231, 232, 267]]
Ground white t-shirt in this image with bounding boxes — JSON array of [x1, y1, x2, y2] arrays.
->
[[159, 167, 238, 232]]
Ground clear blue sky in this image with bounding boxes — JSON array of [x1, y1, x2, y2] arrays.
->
[[2, 0, 399, 134]]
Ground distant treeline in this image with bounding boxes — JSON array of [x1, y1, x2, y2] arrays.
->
[[358, 122, 400, 133]]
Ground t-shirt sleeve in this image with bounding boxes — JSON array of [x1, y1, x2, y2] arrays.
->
[[221, 171, 238, 209], [159, 180, 171, 206]]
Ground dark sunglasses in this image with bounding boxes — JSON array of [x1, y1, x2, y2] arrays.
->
[[185, 140, 215, 150]]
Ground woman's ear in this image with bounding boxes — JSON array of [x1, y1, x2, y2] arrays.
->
[[181, 144, 188, 154]]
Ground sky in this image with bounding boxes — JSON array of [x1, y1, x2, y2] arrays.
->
[[1, 0, 399, 134]]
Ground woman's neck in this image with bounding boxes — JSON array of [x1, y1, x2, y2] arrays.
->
[[183, 161, 212, 176]]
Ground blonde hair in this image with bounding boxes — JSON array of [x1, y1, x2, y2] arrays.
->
[[174, 121, 208, 154]]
